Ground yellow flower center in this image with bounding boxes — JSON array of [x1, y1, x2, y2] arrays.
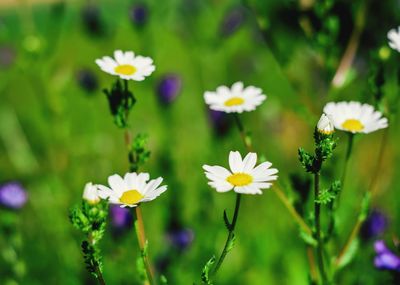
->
[[341, 119, 364, 132], [224, 97, 245, 107], [114, 64, 137, 76], [119, 190, 144, 205], [226, 173, 253, 186]]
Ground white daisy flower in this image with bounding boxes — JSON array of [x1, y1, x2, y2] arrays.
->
[[387, 26, 400, 53], [317, 113, 334, 135], [323, 101, 388, 134], [82, 182, 100, 204], [95, 50, 155, 81], [97, 172, 167, 208], [203, 151, 278, 195], [204, 82, 266, 113]]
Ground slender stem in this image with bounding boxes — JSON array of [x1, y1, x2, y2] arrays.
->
[[232, 113, 317, 280], [272, 186, 312, 236], [307, 246, 319, 283], [234, 114, 311, 234], [88, 234, 107, 285], [121, 92, 155, 284], [368, 127, 389, 196], [335, 127, 389, 268], [134, 206, 155, 285], [314, 173, 328, 284], [95, 267, 107, 285], [341, 133, 354, 188], [233, 114, 253, 152], [335, 218, 362, 268], [212, 193, 242, 276], [331, 2, 366, 88]]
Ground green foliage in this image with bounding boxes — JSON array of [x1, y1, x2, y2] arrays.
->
[[136, 255, 147, 283], [299, 230, 317, 247], [359, 192, 371, 222], [129, 133, 151, 172], [201, 256, 216, 285], [81, 240, 102, 278], [103, 79, 136, 128], [299, 129, 337, 173], [298, 148, 316, 173], [69, 200, 108, 279], [316, 180, 341, 205], [336, 239, 360, 269]]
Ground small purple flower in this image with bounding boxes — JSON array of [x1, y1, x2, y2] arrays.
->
[[0, 182, 28, 209], [110, 205, 132, 229], [362, 210, 388, 239], [219, 7, 246, 37], [81, 4, 104, 36], [157, 74, 182, 105], [76, 68, 98, 93], [208, 109, 232, 136], [129, 3, 148, 27], [167, 228, 194, 251], [374, 240, 400, 272], [0, 45, 16, 68]]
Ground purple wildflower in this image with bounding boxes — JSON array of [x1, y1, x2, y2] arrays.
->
[[167, 228, 194, 251], [0, 45, 16, 68], [157, 74, 182, 105], [0, 182, 28, 209], [81, 4, 104, 36], [208, 109, 232, 136], [374, 240, 400, 272], [129, 3, 148, 27], [219, 6, 246, 37], [110, 205, 132, 229], [362, 210, 388, 240], [76, 68, 98, 93]]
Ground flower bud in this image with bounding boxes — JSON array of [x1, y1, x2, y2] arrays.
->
[[82, 182, 100, 204], [317, 113, 334, 135]]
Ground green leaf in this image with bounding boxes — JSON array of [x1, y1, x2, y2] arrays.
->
[[160, 275, 168, 285], [223, 210, 231, 231], [316, 180, 341, 205], [226, 234, 236, 253], [359, 192, 371, 222], [336, 238, 359, 269], [201, 256, 215, 285], [299, 229, 317, 247]]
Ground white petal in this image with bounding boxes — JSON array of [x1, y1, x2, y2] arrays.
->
[[229, 151, 243, 173]]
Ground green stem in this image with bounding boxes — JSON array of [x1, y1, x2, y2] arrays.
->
[[233, 114, 253, 152], [88, 235, 107, 285], [341, 133, 354, 190], [314, 173, 328, 284], [211, 193, 242, 276], [95, 267, 106, 285], [134, 206, 155, 285]]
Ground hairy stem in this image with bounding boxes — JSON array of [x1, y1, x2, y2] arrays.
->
[[314, 173, 328, 284], [211, 193, 242, 276], [88, 234, 106, 285]]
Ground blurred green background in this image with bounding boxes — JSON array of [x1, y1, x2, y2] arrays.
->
[[0, 0, 400, 284]]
